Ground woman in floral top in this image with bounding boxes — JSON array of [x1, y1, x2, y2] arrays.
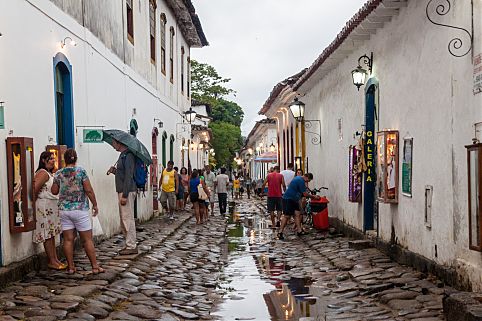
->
[[33, 151, 65, 270], [52, 149, 104, 275]]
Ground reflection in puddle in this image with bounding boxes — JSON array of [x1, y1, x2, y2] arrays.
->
[[216, 209, 326, 321]]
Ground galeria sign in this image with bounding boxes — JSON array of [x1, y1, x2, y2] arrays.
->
[[365, 131, 375, 182]]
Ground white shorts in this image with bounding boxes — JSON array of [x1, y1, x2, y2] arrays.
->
[[60, 210, 92, 232]]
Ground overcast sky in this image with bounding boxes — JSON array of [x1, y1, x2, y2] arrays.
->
[[191, 0, 367, 136]]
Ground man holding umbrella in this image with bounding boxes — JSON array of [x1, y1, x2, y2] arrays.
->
[[107, 139, 138, 255], [104, 129, 152, 256]]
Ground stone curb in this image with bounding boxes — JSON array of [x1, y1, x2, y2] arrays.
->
[[0, 211, 193, 290]]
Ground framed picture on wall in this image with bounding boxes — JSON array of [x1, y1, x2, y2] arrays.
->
[[402, 137, 413, 197]]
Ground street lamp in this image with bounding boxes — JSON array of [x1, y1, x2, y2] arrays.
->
[[269, 142, 276, 152], [184, 107, 197, 123], [289, 98, 305, 121], [351, 52, 373, 91]]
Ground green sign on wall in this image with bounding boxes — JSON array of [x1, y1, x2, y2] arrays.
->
[[83, 129, 103, 143], [0, 105, 4, 129], [402, 138, 413, 196]]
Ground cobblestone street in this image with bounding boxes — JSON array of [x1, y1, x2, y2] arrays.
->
[[0, 198, 453, 320]]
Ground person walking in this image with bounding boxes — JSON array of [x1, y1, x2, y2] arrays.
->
[[106, 139, 138, 255], [52, 149, 104, 274], [215, 167, 229, 214], [33, 151, 66, 270], [189, 170, 210, 224], [233, 176, 241, 199], [262, 166, 286, 228], [159, 160, 179, 220], [180, 167, 189, 210], [280, 163, 296, 188], [174, 167, 185, 212], [278, 173, 320, 240], [204, 165, 216, 215], [245, 175, 252, 199]]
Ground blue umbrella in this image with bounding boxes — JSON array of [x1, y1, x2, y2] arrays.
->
[[102, 129, 152, 165]]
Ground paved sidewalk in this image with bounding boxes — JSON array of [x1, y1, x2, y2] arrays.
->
[[0, 211, 227, 321]]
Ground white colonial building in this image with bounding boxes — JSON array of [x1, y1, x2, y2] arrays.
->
[[258, 0, 482, 290], [241, 118, 278, 180], [0, 0, 207, 265]]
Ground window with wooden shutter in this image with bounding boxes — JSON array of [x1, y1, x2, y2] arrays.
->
[[181, 47, 185, 94], [126, 0, 134, 44], [149, 0, 156, 63], [160, 14, 166, 75], [169, 27, 175, 83], [187, 56, 191, 98]]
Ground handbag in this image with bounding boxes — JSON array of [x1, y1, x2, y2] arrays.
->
[[198, 184, 208, 200], [92, 215, 104, 237]]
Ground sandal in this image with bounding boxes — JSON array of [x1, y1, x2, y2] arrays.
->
[[48, 263, 68, 270], [92, 267, 105, 275]]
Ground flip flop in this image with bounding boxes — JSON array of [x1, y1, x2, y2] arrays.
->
[[66, 268, 76, 275], [92, 267, 105, 275]]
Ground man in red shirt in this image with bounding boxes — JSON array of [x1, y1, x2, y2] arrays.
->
[[262, 166, 286, 228]]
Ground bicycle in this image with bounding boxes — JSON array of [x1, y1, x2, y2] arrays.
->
[[302, 187, 328, 226]]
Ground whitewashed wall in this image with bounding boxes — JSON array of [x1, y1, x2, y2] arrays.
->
[[300, 0, 482, 289], [0, 0, 192, 264]]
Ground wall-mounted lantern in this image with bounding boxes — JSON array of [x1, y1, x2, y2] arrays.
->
[[289, 98, 305, 122], [289, 98, 321, 146], [185, 107, 197, 124], [351, 52, 373, 90]]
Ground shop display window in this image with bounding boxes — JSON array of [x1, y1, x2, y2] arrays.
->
[[46, 145, 67, 172], [348, 145, 362, 203], [6, 137, 36, 233], [376, 130, 399, 203], [466, 143, 482, 251]]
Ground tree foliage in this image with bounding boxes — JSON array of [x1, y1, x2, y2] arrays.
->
[[191, 60, 235, 104], [191, 60, 245, 167], [210, 98, 244, 127], [209, 122, 243, 167]]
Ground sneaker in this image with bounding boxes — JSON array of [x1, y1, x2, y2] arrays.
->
[[277, 233, 284, 240], [119, 247, 138, 255]]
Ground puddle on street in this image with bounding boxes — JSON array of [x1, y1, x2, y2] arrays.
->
[[214, 208, 327, 321]]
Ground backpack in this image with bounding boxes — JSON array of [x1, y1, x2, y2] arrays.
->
[[134, 157, 148, 190]]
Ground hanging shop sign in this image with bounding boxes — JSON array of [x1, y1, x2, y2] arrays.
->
[[0, 104, 5, 129], [402, 137, 413, 197], [83, 129, 103, 143]]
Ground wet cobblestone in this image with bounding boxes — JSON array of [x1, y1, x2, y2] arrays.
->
[[0, 198, 455, 320]]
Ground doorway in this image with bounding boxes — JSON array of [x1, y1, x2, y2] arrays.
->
[[363, 81, 378, 231], [53, 53, 74, 148]]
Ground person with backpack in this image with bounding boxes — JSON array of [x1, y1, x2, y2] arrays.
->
[[159, 160, 179, 220], [106, 139, 138, 255]]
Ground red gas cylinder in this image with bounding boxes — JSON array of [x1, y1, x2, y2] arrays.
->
[[310, 197, 329, 230]]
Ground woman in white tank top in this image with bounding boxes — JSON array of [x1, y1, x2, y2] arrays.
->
[[33, 151, 65, 270]]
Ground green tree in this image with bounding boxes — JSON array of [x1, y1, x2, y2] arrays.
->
[[211, 98, 244, 127], [209, 121, 243, 167], [191, 60, 245, 167], [191, 60, 235, 104]]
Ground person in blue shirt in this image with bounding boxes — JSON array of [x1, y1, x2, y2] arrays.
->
[[279, 173, 320, 240]]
